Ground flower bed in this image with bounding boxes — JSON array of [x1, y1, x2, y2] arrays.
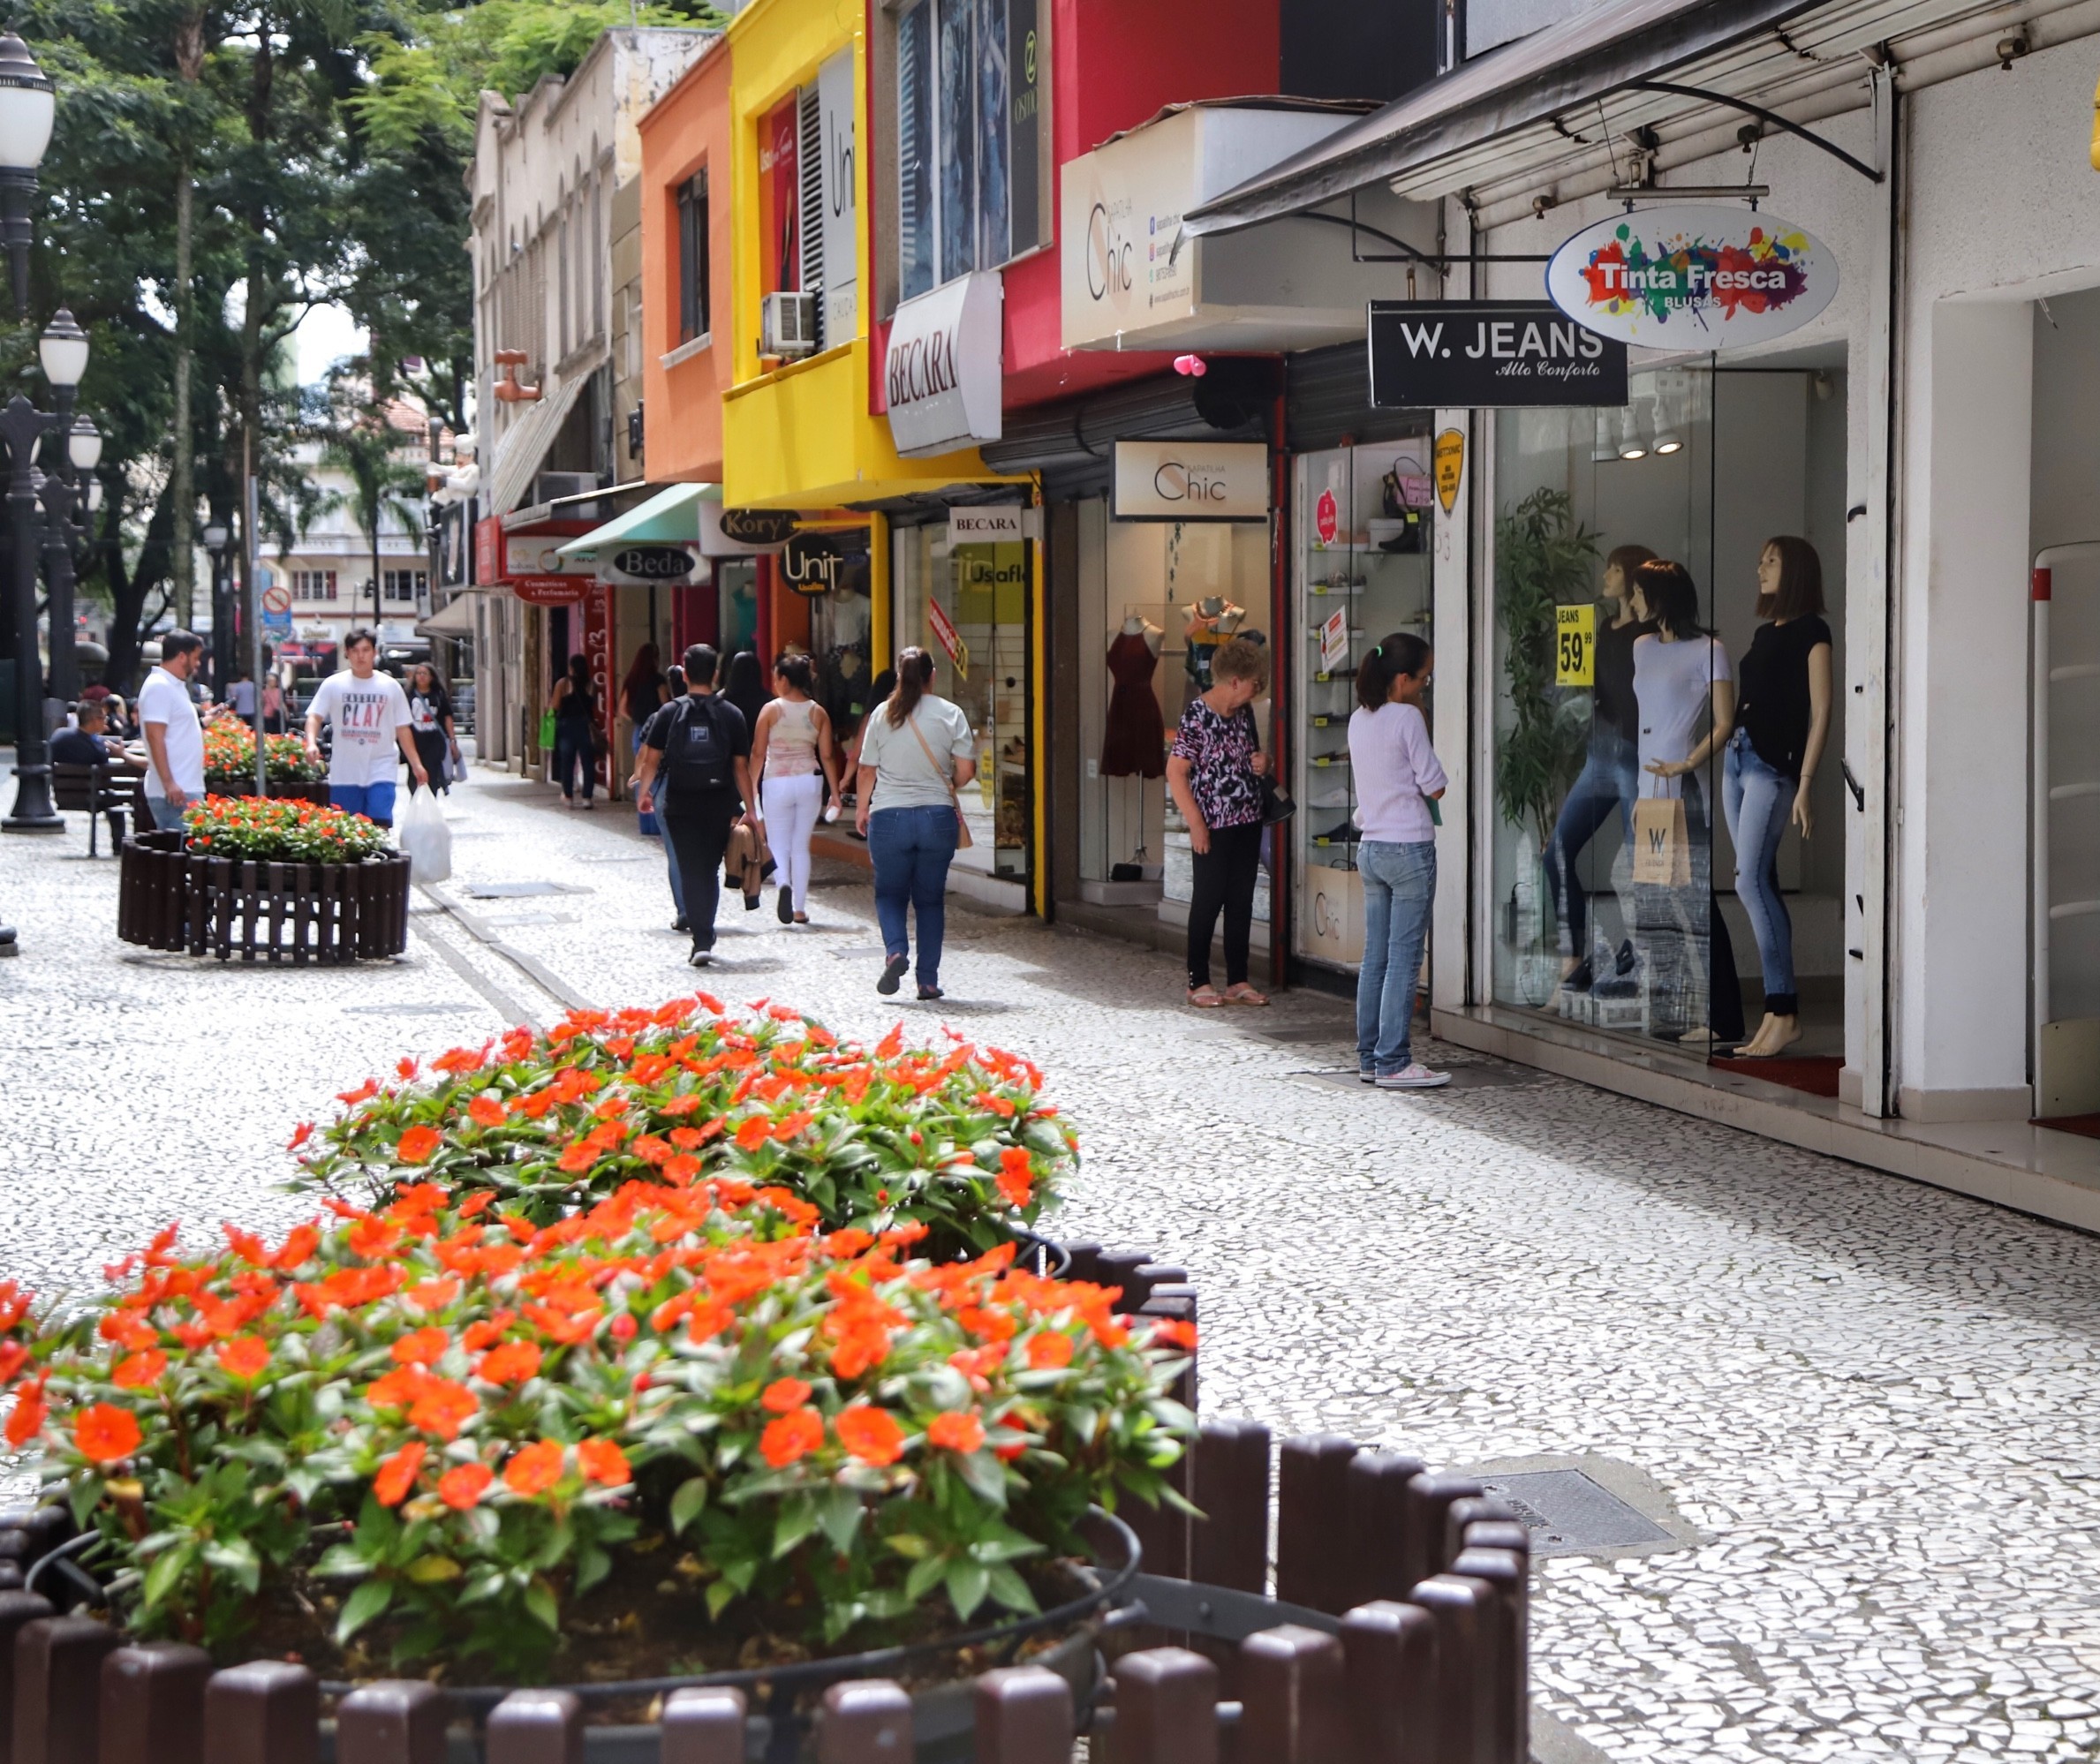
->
[[184, 795, 390, 864], [294, 998, 1074, 1252], [203, 722, 328, 795], [0, 1170, 1191, 1688]]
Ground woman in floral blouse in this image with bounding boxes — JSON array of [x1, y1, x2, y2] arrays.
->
[[1166, 637, 1271, 1006]]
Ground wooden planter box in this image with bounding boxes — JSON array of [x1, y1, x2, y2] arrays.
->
[[117, 829, 410, 964]]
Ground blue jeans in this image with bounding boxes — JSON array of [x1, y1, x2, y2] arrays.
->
[[1544, 734, 1637, 960], [329, 781, 397, 826], [554, 721, 593, 800], [866, 804, 958, 985], [1356, 839, 1437, 1074], [1723, 728, 1797, 1015], [147, 795, 187, 833]]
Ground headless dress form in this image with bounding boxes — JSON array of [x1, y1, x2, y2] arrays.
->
[[1101, 632, 1166, 778]]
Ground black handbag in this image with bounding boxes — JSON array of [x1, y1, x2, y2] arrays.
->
[[1261, 780, 1296, 825]]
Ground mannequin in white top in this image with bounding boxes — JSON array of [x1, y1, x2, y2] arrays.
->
[[749, 652, 843, 925]]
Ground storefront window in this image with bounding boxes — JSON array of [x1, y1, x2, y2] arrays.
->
[[891, 522, 1032, 884], [1290, 441, 1434, 973], [804, 554, 874, 750], [716, 559, 758, 660]]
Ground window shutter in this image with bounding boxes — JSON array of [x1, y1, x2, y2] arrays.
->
[[798, 84, 824, 345]]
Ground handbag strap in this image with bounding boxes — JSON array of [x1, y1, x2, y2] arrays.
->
[[903, 707, 963, 812]]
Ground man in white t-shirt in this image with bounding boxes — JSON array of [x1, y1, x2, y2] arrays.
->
[[303, 628, 427, 825], [139, 629, 207, 832]]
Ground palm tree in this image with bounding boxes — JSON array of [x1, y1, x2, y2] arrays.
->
[[319, 383, 427, 628]]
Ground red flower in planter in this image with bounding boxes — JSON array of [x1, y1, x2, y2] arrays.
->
[[439, 1461, 494, 1511], [110, 1350, 167, 1390], [396, 1126, 442, 1165], [73, 1403, 141, 1464], [216, 1338, 270, 1379], [925, 1411, 985, 1455], [503, 1439, 565, 1496], [374, 1441, 426, 1506], [476, 1341, 541, 1385], [761, 1376, 812, 1413], [760, 1407, 824, 1468], [577, 1438, 631, 1487], [836, 1406, 905, 1467]]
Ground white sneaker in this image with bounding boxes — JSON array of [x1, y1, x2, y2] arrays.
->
[[1375, 1063, 1452, 1089]]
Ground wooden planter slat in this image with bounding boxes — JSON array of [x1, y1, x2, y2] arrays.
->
[[117, 833, 409, 965]]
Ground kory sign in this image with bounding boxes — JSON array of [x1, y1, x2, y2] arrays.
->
[[1369, 302, 1628, 408]]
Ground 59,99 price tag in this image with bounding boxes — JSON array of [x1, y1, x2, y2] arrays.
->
[[1555, 604, 1595, 687]]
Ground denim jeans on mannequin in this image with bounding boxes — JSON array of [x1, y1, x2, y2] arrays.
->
[[1723, 727, 1797, 1015], [1543, 733, 1637, 961], [1356, 839, 1437, 1074]]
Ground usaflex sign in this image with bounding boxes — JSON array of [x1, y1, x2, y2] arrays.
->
[[1369, 302, 1628, 408]]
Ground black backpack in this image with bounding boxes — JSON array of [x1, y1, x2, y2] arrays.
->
[[661, 696, 734, 796]]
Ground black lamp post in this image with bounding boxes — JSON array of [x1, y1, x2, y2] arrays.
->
[[0, 34, 53, 325], [203, 521, 230, 694], [36, 320, 91, 706]]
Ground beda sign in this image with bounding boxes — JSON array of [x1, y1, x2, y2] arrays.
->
[[609, 545, 693, 582], [1112, 441, 1268, 522], [1369, 302, 1627, 408]]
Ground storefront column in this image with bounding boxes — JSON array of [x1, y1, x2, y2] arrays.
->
[[868, 513, 892, 665], [1031, 491, 1050, 921], [1431, 408, 1472, 1014], [1895, 299, 2034, 1120]]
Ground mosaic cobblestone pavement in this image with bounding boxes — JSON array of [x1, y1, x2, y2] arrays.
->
[[4, 763, 2098, 1762]]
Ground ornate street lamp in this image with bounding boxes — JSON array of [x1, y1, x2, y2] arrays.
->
[[203, 521, 230, 693], [40, 405, 97, 703], [0, 34, 53, 321]]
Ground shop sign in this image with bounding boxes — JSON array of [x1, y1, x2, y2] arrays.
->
[[883, 271, 1003, 457], [608, 545, 695, 583], [505, 538, 593, 577], [947, 507, 1026, 545], [1318, 607, 1350, 674], [1545, 206, 1839, 349], [818, 50, 857, 341], [1315, 489, 1338, 545], [1112, 440, 1269, 523], [926, 598, 969, 680], [1061, 112, 1195, 349], [1555, 605, 1596, 686], [703, 506, 795, 556], [781, 531, 870, 597], [474, 515, 502, 584], [1433, 428, 1465, 516], [1369, 301, 1627, 408], [510, 577, 586, 607]]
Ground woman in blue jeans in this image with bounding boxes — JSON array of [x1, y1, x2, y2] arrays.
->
[[1725, 536, 1832, 1059], [1348, 634, 1450, 1089], [853, 648, 978, 1000]]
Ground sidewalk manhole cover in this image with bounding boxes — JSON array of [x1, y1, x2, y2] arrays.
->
[[1477, 1470, 1676, 1555], [462, 881, 579, 899]]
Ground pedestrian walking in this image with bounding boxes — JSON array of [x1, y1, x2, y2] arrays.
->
[[550, 654, 597, 808], [303, 628, 428, 826], [1165, 637, 1272, 1008], [261, 672, 287, 735], [750, 652, 842, 925], [623, 644, 670, 837], [631, 664, 690, 931], [1348, 634, 1450, 1089], [404, 663, 461, 794], [854, 647, 974, 1000], [225, 668, 258, 720], [634, 645, 755, 969], [139, 629, 206, 833], [723, 650, 768, 732]]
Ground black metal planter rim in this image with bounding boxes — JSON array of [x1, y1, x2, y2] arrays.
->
[[1010, 1231, 1071, 1279], [311, 1506, 1141, 1715]]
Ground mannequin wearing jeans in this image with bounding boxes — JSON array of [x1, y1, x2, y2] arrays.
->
[[1348, 634, 1450, 1089], [1725, 536, 1834, 1059], [1545, 546, 1655, 990]]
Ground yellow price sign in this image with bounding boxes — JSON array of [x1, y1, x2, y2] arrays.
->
[[1555, 604, 1596, 687]]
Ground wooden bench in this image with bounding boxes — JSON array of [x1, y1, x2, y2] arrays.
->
[[49, 760, 137, 857]]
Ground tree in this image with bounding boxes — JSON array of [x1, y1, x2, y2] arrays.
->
[[316, 371, 425, 629]]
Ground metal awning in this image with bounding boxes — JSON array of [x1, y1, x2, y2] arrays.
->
[[555, 482, 720, 559], [415, 595, 477, 639], [485, 344, 608, 516]]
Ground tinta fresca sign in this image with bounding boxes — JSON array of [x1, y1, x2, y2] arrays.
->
[[1369, 301, 1628, 409]]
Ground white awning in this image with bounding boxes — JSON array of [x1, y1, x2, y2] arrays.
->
[[415, 595, 478, 639], [485, 345, 607, 516]]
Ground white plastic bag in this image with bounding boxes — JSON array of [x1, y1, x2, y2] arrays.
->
[[397, 786, 452, 884]]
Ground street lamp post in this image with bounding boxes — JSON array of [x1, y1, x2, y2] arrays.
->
[[203, 522, 230, 694], [35, 312, 89, 706], [0, 34, 54, 324]]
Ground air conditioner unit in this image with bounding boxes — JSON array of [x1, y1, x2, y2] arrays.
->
[[533, 471, 599, 505], [761, 291, 819, 359]]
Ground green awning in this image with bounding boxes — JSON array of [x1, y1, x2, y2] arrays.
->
[[555, 482, 719, 558]]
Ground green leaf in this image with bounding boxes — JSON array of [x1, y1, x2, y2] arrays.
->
[[884, 1532, 931, 1559], [904, 1551, 948, 1602], [524, 1579, 561, 1632], [404, 1555, 462, 1584], [669, 1476, 709, 1535], [818, 1484, 863, 1553], [336, 1577, 395, 1644], [141, 1542, 196, 1612], [985, 1564, 1039, 1614], [705, 1577, 738, 1619], [956, 1450, 1009, 1509], [574, 1541, 611, 1594], [944, 1558, 990, 1622], [313, 1543, 370, 1579], [202, 1538, 261, 1594]]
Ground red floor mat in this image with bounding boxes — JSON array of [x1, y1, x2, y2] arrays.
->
[[1711, 1054, 1844, 1098], [2035, 1113, 2100, 1141]]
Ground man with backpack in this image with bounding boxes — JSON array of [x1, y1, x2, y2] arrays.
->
[[635, 644, 755, 968]]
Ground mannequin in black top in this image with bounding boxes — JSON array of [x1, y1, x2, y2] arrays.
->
[[1545, 543, 1657, 992], [1723, 535, 1833, 1059]]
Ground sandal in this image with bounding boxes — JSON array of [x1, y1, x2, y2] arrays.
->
[[1186, 985, 1226, 1008], [1224, 984, 1270, 1007]]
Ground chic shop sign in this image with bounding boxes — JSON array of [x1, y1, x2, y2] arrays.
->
[[1545, 205, 1839, 349], [1112, 440, 1269, 522]]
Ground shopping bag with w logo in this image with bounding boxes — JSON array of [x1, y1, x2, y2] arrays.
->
[[1632, 795, 1692, 886]]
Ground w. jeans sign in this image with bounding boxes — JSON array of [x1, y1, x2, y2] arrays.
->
[[1369, 301, 1627, 408]]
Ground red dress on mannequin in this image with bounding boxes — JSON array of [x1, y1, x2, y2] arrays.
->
[[1101, 631, 1166, 778]]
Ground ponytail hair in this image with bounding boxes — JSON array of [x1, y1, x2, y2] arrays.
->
[[1356, 631, 1432, 712], [885, 646, 935, 727], [773, 651, 814, 695]]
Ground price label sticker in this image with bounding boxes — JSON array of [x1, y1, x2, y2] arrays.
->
[[1555, 604, 1595, 687]]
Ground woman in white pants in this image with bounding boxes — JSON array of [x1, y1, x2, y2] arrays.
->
[[749, 652, 843, 924]]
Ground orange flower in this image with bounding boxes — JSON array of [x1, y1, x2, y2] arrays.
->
[[476, 1341, 543, 1385], [438, 1461, 495, 1511], [286, 1122, 313, 1150], [374, 1440, 427, 1506], [390, 1327, 450, 1367], [1025, 1331, 1075, 1371], [996, 1148, 1034, 1210], [216, 1337, 270, 1379], [396, 1125, 442, 1165], [73, 1403, 141, 1465], [759, 1406, 825, 1468], [835, 1405, 905, 1467], [761, 1376, 812, 1413], [503, 1439, 566, 1496], [111, 1350, 168, 1390], [1150, 1317, 1198, 1352], [5, 1380, 46, 1447], [577, 1437, 631, 1487], [467, 1096, 506, 1129], [925, 1411, 986, 1454], [733, 1116, 771, 1152], [407, 1379, 479, 1441]]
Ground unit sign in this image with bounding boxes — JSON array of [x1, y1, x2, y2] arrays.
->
[[1545, 205, 1839, 349], [781, 531, 870, 597], [608, 545, 694, 582], [1112, 441, 1269, 522], [1369, 302, 1627, 408]]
